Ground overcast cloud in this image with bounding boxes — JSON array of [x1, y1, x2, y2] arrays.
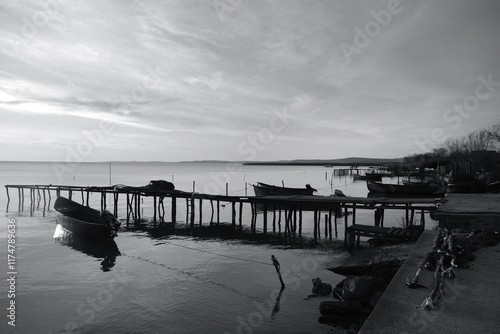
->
[[1, 0, 499, 161]]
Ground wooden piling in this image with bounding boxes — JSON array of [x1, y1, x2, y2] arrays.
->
[[314, 210, 318, 242], [190, 194, 195, 229], [231, 201, 236, 228], [344, 206, 348, 249], [210, 200, 214, 224], [239, 202, 243, 231], [299, 207, 303, 239], [172, 196, 177, 224], [217, 200, 220, 225], [199, 198, 203, 226], [153, 196, 157, 227], [324, 214, 328, 239]]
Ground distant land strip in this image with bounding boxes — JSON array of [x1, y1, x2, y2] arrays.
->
[[243, 157, 404, 166]]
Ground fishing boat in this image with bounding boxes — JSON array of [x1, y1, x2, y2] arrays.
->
[[353, 173, 383, 181], [54, 197, 121, 240], [253, 182, 317, 196], [366, 181, 445, 195]]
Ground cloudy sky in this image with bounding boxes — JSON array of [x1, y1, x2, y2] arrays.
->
[[1, 0, 499, 162]]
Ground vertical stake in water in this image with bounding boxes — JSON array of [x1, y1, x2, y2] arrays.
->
[[109, 161, 112, 186], [271, 255, 285, 289]]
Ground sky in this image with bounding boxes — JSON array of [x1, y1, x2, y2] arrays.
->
[[1, 0, 499, 162]]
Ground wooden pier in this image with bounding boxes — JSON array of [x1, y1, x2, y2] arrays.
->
[[4, 184, 444, 247]]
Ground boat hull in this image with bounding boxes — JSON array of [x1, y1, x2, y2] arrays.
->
[[54, 197, 120, 240], [353, 174, 383, 181], [253, 182, 315, 196], [367, 181, 444, 195]]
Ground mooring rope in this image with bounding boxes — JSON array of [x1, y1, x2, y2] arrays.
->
[[121, 251, 268, 303], [162, 240, 273, 266]]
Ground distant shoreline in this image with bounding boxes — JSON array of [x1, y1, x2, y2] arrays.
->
[[0, 157, 404, 166], [243, 157, 404, 167]]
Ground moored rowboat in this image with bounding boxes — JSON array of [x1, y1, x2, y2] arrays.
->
[[367, 181, 445, 195], [54, 197, 120, 240], [253, 182, 317, 196]]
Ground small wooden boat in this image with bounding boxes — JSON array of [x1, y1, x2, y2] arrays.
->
[[353, 173, 383, 181], [54, 197, 120, 240], [367, 181, 445, 195], [253, 182, 317, 196]]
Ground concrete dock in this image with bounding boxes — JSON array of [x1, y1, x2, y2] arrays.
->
[[360, 230, 500, 333]]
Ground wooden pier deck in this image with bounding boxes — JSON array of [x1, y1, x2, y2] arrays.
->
[[5, 184, 444, 246]]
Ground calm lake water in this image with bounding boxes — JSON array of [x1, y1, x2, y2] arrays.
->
[[0, 161, 431, 334]]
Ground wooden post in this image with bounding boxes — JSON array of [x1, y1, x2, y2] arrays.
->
[[317, 210, 321, 240], [299, 206, 303, 239], [161, 197, 165, 223], [239, 202, 243, 231], [405, 207, 410, 227], [421, 209, 426, 229], [232, 201, 236, 229], [114, 192, 119, 217], [153, 196, 157, 228], [313, 210, 318, 242], [271, 255, 285, 289], [199, 198, 203, 226], [344, 206, 348, 249], [126, 193, 130, 228], [328, 208, 332, 240], [172, 196, 177, 224], [352, 203, 356, 225], [334, 207, 338, 238], [324, 214, 328, 239], [293, 207, 297, 236], [29, 188, 33, 216], [137, 194, 141, 224], [210, 200, 214, 225], [263, 203, 268, 236], [278, 209, 282, 238], [272, 205, 276, 235], [251, 203, 255, 233], [216, 200, 220, 225], [42, 188, 46, 216], [190, 195, 195, 229]]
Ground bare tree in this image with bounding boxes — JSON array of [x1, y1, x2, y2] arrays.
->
[[444, 129, 496, 175]]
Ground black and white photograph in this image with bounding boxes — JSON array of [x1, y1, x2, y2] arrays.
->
[[1, 1, 500, 333]]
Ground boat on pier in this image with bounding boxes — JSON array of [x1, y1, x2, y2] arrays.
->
[[353, 173, 383, 181], [253, 182, 317, 197], [367, 181, 445, 196], [54, 197, 121, 240]]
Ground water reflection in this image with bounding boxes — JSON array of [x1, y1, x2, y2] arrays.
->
[[271, 287, 285, 320], [53, 224, 121, 271]]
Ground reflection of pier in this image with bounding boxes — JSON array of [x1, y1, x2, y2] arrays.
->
[[5, 184, 443, 247]]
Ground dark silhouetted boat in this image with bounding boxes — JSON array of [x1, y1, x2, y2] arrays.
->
[[366, 181, 445, 195], [253, 182, 317, 196], [353, 173, 383, 181], [54, 197, 120, 240]]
